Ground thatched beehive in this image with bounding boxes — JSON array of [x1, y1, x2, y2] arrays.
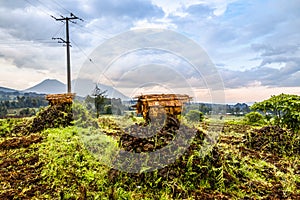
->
[[45, 93, 75, 106], [133, 94, 191, 124]]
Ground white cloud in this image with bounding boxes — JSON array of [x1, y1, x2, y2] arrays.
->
[[150, 0, 239, 17], [132, 18, 177, 30]]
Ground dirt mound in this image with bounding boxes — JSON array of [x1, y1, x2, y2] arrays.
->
[[108, 144, 225, 199], [10, 103, 73, 136], [119, 123, 200, 153], [244, 126, 300, 156], [107, 122, 227, 199]]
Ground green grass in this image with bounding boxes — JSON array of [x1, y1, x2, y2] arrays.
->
[[0, 114, 299, 199], [38, 127, 113, 199]]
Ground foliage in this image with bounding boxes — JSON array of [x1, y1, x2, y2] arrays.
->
[[72, 102, 98, 128], [244, 111, 264, 125], [183, 103, 211, 115], [92, 85, 107, 118], [0, 95, 47, 109], [0, 118, 24, 136], [19, 107, 36, 117], [185, 110, 204, 122], [104, 104, 112, 114], [0, 94, 48, 118], [251, 93, 300, 132], [85, 94, 124, 116], [0, 105, 7, 117]]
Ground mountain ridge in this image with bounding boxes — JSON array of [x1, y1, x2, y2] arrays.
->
[[23, 79, 130, 100], [24, 79, 65, 94], [0, 86, 18, 93]]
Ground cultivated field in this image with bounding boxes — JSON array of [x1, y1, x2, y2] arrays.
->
[[0, 101, 299, 199]]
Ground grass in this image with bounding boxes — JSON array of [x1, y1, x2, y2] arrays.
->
[[0, 114, 299, 199], [38, 127, 113, 199]]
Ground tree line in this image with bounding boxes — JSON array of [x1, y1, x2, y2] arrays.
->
[[0, 96, 48, 117]]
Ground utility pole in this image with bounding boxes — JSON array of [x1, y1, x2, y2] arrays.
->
[[52, 13, 82, 94]]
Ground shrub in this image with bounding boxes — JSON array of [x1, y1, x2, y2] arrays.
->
[[185, 110, 204, 122], [251, 93, 300, 132], [244, 111, 264, 125]]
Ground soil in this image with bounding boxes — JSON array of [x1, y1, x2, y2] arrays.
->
[[0, 135, 51, 199], [0, 104, 71, 199], [10, 103, 73, 136], [244, 125, 300, 156], [0, 134, 42, 150]]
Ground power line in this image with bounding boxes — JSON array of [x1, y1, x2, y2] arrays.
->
[[51, 23, 65, 39], [73, 23, 110, 40], [24, 0, 56, 17], [51, 0, 73, 15], [70, 40, 117, 88], [70, 39, 92, 62], [34, 0, 67, 18]]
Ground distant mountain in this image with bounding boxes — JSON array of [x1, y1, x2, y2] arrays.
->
[[24, 79, 66, 94], [0, 86, 18, 93], [73, 78, 130, 100], [23, 78, 130, 100]]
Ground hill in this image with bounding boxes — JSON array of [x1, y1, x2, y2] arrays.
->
[[24, 79, 65, 94], [0, 86, 18, 93], [23, 78, 130, 100]]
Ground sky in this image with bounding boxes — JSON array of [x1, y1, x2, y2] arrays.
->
[[0, 0, 299, 103]]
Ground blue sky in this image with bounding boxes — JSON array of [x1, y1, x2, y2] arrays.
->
[[0, 0, 299, 103]]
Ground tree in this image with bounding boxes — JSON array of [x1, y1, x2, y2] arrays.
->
[[251, 93, 300, 132], [92, 85, 107, 118], [0, 102, 7, 117], [185, 110, 204, 122]]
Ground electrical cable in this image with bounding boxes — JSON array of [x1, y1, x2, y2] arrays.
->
[[24, 0, 55, 17], [51, 0, 73, 14], [70, 38, 116, 87]]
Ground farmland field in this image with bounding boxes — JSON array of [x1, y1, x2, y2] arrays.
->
[[0, 103, 299, 199]]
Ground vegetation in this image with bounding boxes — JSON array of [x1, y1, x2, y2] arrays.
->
[[185, 109, 204, 122], [251, 93, 300, 133], [0, 95, 299, 199], [244, 111, 264, 125], [85, 85, 124, 117], [0, 95, 48, 117], [184, 102, 250, 116]]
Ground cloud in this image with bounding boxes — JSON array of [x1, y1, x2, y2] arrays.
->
[[78, 0, 164, 19], [0, 6, 60, 41], [220, 60, 300, 88], [252, 43, 299, 57], [81, 49, 206, 88], [186, 4, 213, 18], [0, 1, 27, 9], [250, 43, 300, 72], [150, 0, 238, 17]]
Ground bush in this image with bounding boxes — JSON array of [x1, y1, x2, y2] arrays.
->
[[251, 93, 300, 132], [244, 111, 264, 124], [185, 110, 204, 122]]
